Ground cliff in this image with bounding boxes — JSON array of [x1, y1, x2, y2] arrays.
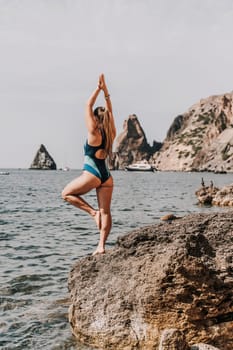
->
[[30, 144, 57, 170], [109, 114, 162, 170], [68, 212, 233, 350], [152, 92, 233, 172]]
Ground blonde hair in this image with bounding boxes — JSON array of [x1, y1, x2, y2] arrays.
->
[[94, 107, 115, 155]]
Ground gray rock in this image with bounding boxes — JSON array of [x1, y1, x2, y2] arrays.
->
[[109, 114, 162, 170], [159, 328, 188, 350], [166, 115, 189, 141], [68, 212, 233, 350], [30, 144, 57, 170]]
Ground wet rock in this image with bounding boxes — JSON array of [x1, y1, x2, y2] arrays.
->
[[30, 144, 57, 170], [212, 183, 233, 206], [196, 180, 233, 206], [160, 214, 180, 221], [195, 180, 219, 205], [68, 212, 233, 350]]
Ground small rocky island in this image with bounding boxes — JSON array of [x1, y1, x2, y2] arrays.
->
[[30, 144, 57, 170], [68, 212, 233, 350]]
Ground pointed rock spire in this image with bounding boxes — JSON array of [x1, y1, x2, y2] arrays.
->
[[109, 114, 162, 169], [30, 144, 57, 170]]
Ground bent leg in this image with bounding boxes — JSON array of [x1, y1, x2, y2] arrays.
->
[[62, 171, 101, 224], [93, 176, 114, 255]]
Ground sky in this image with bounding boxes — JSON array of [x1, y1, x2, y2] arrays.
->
[[1, 0, 233, 169]]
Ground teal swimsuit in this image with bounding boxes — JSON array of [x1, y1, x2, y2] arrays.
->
[[83, 131, 111, 184]]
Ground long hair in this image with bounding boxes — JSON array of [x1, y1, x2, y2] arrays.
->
[[94, 107, 115, 155]]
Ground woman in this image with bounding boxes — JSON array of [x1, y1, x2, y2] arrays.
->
[[62, 74, 116, 255]]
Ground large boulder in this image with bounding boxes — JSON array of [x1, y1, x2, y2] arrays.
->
[[68, 212, 233, 350], [30, 144, 57, 170]]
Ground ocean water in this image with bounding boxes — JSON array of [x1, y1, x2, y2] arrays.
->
[[0, 169, 232, 350]]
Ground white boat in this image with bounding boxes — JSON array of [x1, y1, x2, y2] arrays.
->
[[0, 171, 10, 175], [125, 163, 155, 172]]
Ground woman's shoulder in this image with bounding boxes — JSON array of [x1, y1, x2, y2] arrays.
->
[[87, 130, 103, 147]]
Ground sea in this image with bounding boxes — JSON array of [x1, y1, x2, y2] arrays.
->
[[0, 169, 232, 350]]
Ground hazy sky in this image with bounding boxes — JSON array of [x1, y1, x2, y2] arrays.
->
[[1, 0, 233, 169]]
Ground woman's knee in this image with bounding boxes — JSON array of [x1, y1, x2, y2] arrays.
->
[[99, 209, 112, 227], [99, 208, 111, 216], [61, 188, 71, 201], [100, 211, 112, 231], [61, 189, 67, 201]]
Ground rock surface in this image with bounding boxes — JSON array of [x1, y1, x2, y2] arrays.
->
[[68, 212, 233, 350], [196, 181, 233, 206], [158, 328, 188, 350], [30, 144, 57, 170], [152, 92, 233, 172], [190, 344, 221, 350], [109, 114, 162, 170]]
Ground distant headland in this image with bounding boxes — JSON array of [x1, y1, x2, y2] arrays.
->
[[110, 90, 233, 173]]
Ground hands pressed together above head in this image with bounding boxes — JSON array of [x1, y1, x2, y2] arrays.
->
[[98, 74, 108, 94]]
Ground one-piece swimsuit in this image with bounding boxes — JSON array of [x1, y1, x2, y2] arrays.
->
[[83, 130, 110, 184]]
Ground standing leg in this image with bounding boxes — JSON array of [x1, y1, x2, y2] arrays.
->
[[93, 176, 114, 255], [62, 171, 101, 227]]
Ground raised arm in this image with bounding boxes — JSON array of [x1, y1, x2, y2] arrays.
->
[[99, 74, 116, 137], [85, 85, 101, 133], [99, 74, 113, 114]]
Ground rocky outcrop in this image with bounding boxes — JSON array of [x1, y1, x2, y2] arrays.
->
[[152, 92, 233, 172], [196, 181, 233, 206], [213, 184, 233, 206], [30, 144, 57, 170], [109, 114, 162, 170], [68, 212, 233, 350]]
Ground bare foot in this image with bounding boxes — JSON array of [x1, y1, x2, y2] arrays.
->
[[93, 210, 101, 230], [92, 248, 105, 256]]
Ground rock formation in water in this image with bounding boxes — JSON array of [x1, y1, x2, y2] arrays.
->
[[109, 114, 162, 170], [68, 212, 233, 350], [152, 92, 233, 172], [30, 144, 57, 170], [196, 180, 233, 206]]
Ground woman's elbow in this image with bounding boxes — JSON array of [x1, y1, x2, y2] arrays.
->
[[86, 100, 92, 108]]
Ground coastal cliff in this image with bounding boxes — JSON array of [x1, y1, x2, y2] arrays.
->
[[30, 144, 57, 170], [68, 212, 233, 350], [152, 92, 233, 172], [110, 91, 233, 172], [109, 114, 162, 170]]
